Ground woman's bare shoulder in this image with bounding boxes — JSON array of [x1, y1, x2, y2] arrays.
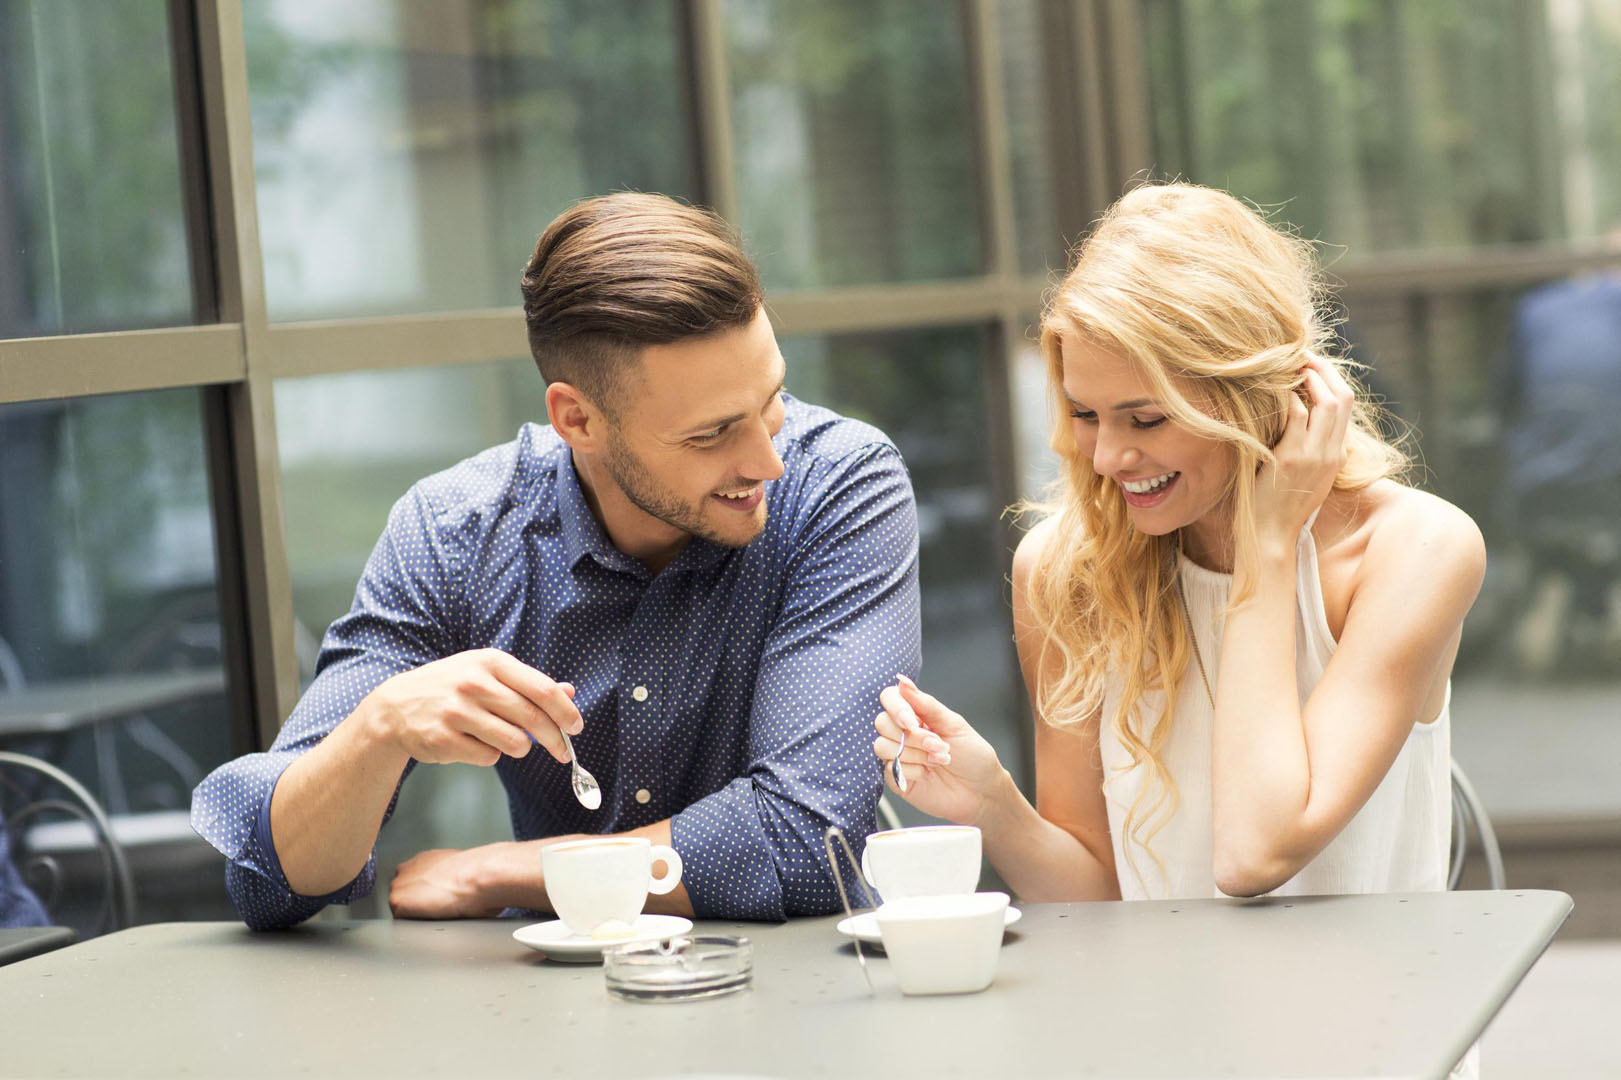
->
[[1012, 514, 1062, 591], [1341, 480, 1486, 594]]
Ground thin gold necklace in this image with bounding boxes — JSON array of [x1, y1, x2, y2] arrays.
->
[[1174, 535, 1216, 710]]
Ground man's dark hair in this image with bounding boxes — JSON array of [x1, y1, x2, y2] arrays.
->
[[520, 192, 763, 415]]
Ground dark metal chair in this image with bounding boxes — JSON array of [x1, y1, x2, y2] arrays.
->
[[1450, 759, 1505, 890], [0, 750, 136, 936]]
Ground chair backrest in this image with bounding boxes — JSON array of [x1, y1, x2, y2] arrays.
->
[[0, 751, 136, 935], [1449, 759, 1505, 890]]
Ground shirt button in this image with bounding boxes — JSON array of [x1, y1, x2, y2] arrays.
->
[[632, 685, 649, 702], [635, 789, 652, 805]]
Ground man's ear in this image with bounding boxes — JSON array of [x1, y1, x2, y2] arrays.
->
[[546, 382, 605, 451]]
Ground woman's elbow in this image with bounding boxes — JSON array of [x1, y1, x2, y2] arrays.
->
[[1212, 843, 1297, 898]]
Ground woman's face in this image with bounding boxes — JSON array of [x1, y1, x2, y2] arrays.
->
[[1059, 334, 1235, 537]]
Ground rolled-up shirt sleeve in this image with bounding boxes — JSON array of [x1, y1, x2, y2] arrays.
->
[[672, 445, 921, 920], [190, 489, 460, 930]]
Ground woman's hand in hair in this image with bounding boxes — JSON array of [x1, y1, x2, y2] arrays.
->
[[1253, 354, 1355, 546], [874, 675, 1012, 825]]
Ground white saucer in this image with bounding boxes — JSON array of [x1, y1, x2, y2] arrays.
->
[[836, 905, 1022, 948], [512, 914, 694, 963]]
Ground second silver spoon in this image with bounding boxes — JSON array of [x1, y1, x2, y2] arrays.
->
[[557, 729, 602, 810]]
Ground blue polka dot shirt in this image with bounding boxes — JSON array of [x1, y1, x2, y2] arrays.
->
[[190, 395, 920, 929]]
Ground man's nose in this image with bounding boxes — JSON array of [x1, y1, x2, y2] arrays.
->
[[741, 420, 785, 482]]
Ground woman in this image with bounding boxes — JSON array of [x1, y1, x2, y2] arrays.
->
[[875, 182, 1485, 906]]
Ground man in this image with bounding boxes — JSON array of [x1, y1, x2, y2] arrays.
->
[[191, 193, 920, 929]]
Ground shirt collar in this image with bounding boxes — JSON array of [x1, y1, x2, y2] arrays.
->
[[554, 448, 637, 575]]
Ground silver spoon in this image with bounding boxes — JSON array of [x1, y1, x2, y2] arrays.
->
[[892, 727, 909, 793], [558, 729, 602, 810]]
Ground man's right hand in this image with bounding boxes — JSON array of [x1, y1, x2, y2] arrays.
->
[[359, 648, 582, 766]]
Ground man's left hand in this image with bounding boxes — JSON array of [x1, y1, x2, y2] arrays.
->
[[389, 844, 524, 919]]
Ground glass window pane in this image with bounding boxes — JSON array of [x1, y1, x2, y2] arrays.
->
[[1140, 0, 1621, 252], [0, 389, 236, 932], [276, 358, 550, 914], [725, 0, 984, 289], [783, 326, 1024, 790], [998, 0, 1066, 276], [0, 0, 196, 337], [244, 0, 697, 321], [1010, 310, 1059, 500], [1345, 275, 1621, 822], [244, 0, 697, 319], [277, 359, 550, 641]]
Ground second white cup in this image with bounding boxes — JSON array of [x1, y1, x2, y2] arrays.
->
[[876, 891, 1010, 995], [541, 837, 682, 937], [861, 824, 981, 901]]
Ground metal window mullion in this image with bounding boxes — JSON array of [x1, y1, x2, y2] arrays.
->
[[1336, 245, 1621, 298], [0, 325, 244, 404], [265, 309, 531, 379], [1097, 0, 1151, 188], [967, 0, 1021, 284], [688, 0, 740, 223], [1039, 0, 1099, 248], [1066, 0, 1117, 219], [194, 0, 299, 747]]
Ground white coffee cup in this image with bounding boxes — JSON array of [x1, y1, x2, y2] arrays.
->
[[541, 837, 683, 937], [861, 825, 981, 901], [875, 890, 1010, 995]]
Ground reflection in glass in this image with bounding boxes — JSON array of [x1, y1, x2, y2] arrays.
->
[[0, 0, 194, 337], [244, 0, 696, 320], [1140, 0, 1621, 252], [725, 0, 983, 288], [1340, 275, 1621, 821], [784, 326, 1022, 789], [0, 390, 233, 929]]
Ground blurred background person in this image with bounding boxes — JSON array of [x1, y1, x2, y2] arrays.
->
[[1496, 269, 1621, 676]]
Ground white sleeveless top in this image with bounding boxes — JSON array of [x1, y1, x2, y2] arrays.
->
[[1098, 520, 1453, 901]]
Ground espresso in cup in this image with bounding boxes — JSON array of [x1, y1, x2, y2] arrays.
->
[[861, 824, 981, 901], [541, 837, 683, 938]]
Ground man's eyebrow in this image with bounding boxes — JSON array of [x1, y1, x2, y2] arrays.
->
[[680, 363, 787, 436]]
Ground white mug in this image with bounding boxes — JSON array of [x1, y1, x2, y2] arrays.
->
[[876, 891, 1010, 995], [541, 837, 682, 937], [861, 824, 981, 901]]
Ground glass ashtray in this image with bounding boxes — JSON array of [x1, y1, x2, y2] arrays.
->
[[602, 935, 753, 1002]]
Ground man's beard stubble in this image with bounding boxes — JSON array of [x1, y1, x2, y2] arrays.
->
[[602, 435, 764, 549]]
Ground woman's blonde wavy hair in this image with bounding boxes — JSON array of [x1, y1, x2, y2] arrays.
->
[[1024, 182, 1408, 890]]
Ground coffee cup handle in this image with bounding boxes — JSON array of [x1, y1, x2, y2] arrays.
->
[[648, 844, 683, 895], [861, 845, 876, 890]]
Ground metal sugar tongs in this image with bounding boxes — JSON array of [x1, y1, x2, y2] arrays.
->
[[824, 825, 880, 992]]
